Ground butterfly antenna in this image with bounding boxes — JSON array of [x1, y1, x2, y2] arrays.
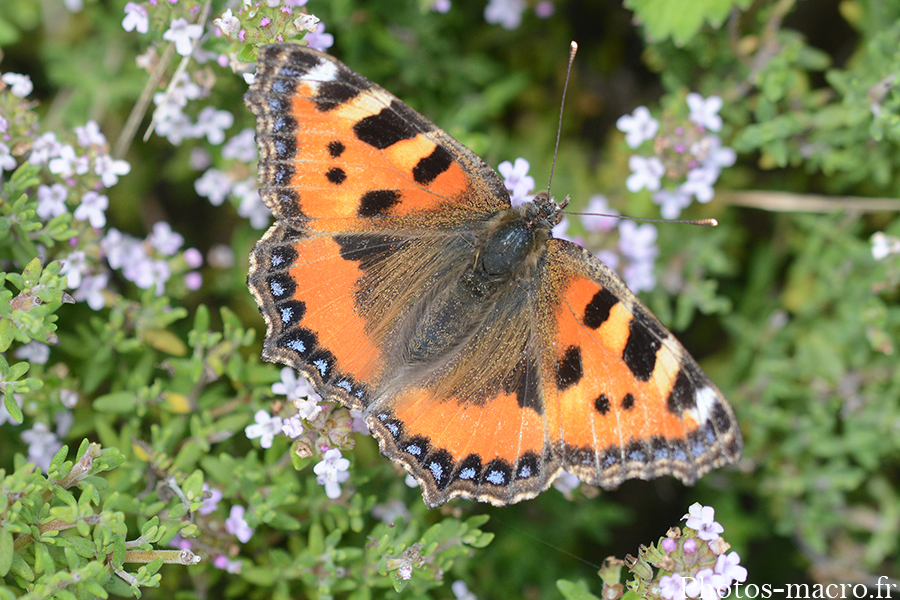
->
[[547, 41, 578, 197], [566, 212, 719, 227]]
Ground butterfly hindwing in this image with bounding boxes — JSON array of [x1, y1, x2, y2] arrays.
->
[[536, 239, 741, 487]]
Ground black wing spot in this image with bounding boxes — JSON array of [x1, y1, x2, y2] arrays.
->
[[481, 460, 512, 487], [276, 300, 306, 327], [353, 102, 419, 149], [515, 452, 540, 480], [621, 393, 635, 410], [594, 394, 610, 415], [412, 145, 453, 185], [584, 287, 618, 329], [425, 449, 454, 489], [328, 140, 345, 158], [314, 81, 361, 112], [276, 327, 317, 357], [326, 167, 346, 185], [667, 366, 699, 415], [622, 308, 665, 382], [454, 454, 483, 482], [555, 346, 583, 390], [358, 190, 401, 217]]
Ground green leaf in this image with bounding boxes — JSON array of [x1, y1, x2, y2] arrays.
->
[[0, 527, 12, 577], [556, 579, 601, 600], [92, 392, 137, 413], [624, 0, 750, 46]]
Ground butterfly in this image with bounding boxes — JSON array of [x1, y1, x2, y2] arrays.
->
[[243, 43, 742, 508]]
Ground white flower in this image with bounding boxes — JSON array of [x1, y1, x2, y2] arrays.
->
[[660, 573, 688, 600], [679, 166, 718, 203], [224, 505, 255, 543], [60, 250, 89, 289], [684, 568, 728, 600], [73, 273, 108, 310], [683, 503, 724, 541], [74, 191, 109, 228], [617, 106, 659, 149], [872, 232, 900, 260], [622, 259, 656, 293], [293, 13, 319, 33], [715, 551, 748, 586], [75, 121, 107, 148], [484, 0, 526, 30], [653, 187, 693, 219], [687, 93, 723, 132], [295, 396, 323, 421], [552, 470, 581, 495], [313, 449, 351, 499], [122, 2, 149, 34], [214, 9, 240, 37], [48, 145, 89, 178], [498, 157, 535, 205], [21, 422, 61, 471], [244, 409, 284, 449], [15, 341, 50, 365], [2, 73, 33, 98], [148, 221, 184, 256], [233, 179, 271, 229], [271, 367, 315, 400], [451, 580, 477, 600], [580, 194, 619, 233], [281, 415, 305, 438], [0, 142, 16, 171], [94, 154, 131, 187], [28, 132, 62, 165], [163, 18, 204, 57], [191, 107, 234, 145], [195, 168, 232, 206], [618, 221, 658, 262], [222, 128, 257, 163], [625, 155, 665, 193]]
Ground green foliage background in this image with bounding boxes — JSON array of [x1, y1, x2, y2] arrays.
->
[[2, 0, 900, 598]]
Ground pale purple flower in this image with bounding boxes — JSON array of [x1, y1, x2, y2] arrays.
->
[[55, 411, 73, 438], [198, 484, 223, 515], [36, 184, 68, 220], [281, 414, 305, 438], [660, 573, 688, 600], [314, 449, 351, 499], [48, 145, 89, 178], [184, 272, 203, 290], [451, 580, 477, 600], [683, 538, 697, 553], [622, 260, 656, 293], [192, 107, 234, 145], [295, 396, 322, 421], [294, 13, 320, 33], [397, 562, 413, 580], [552, 470, 581, 495], [683, 503, 724, 541], [616, 106, 659, 149], [74, 191, 109, 228], [595, 248, 619, 271], [349, 410, 370, 434], [222, 128, 257, 163], [179, 249, 202, 271], [224, 505, 254, 543], [15, 341, 50, 364], [189, 147, 211, 170], [618, 221, 658, 262], [73, 273, 108, 310], [60, 251, 89, 289], [498, 157, 535, 205], [272, 367, 315, 400], [535, 1, 554, 18], [28, 132, 62, 165], [2, 73, 33, 98], [94, 154, 131, 187], [122, 2, 149, 34], [60, 389, 78, 409], [213, 554, 242, 573], [687, 93, 723, 132], [0, 115, 7, 133], [127, 257, 171, 295], [431, 0, 451, 13], [371, 499, 411, 524], [153, 103, 193, 145], [214, 9, 240, 37], [405, 474, 420, 488], [715, 552, 747, 586], [0, 142, 16, 171], [653, 188, 693, 219], [245, 409, 283, 448], [163, 17, 204, 56], [580, 195, 619, 233], [872, 232, 900, 260], [684, 568, 728, 600], [698, 135, 736, 172], [485, 0, 526, 29], [661, 537, 677, 553], [208, 244, 235, 268], [75, 121, 107, 148], [195, 168, 232, 205], [21, 422, 61, 471], [626, 155, 665, 193], [233, 179, 271, 228], [305, 22, 334, 52], [148, 221, 184, 256], [102, 228, 139, 269]]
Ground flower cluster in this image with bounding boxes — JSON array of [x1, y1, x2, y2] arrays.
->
[[618, 94, 736, 219], [245, 368, 360, 500], [615, 503, 747, 600], [483, 0, 555, 29], [498, 158, 659, 293], [872, 231, 900, 260]]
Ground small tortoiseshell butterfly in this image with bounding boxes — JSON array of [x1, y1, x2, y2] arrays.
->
[[243, 44, 742, 508]]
